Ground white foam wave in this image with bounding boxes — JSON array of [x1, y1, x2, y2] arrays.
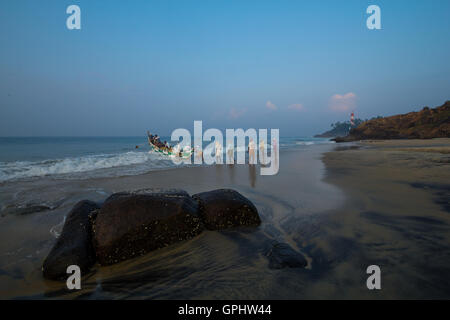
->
[[296, 141, 315, 146], [0, 151, 167, 182]]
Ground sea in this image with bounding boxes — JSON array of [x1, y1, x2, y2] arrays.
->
[[0, 136, 334, 182]]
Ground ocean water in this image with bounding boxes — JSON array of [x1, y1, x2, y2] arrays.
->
[[0, 136, 334, 182]]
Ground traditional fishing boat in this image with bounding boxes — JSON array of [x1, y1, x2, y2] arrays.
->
[[147, 132, 193, 158]]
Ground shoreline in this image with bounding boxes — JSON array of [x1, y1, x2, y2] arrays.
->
[[0, 139, 449, 299], [0, 144, 343, 299]]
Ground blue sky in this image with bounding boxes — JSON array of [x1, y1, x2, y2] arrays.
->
[[1, 0, 449, 136]]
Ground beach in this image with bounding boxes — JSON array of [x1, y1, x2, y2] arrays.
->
[[320, 138, 450, 298], [0, 139, 449, 299]]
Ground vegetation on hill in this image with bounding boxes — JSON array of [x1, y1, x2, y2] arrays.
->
[[334, 101, 450, 142], [315, 118, 366, 138]]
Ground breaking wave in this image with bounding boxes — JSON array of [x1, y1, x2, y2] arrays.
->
[[0, 151, 176, 182]]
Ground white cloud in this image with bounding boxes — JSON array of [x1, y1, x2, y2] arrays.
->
[[266, 100, 277, 111], [229, 107, 247, 119], [287, 103, 304, 111], [329, 92, 356, 112]]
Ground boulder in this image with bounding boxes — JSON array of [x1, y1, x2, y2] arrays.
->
[[266, 242, 307, 269], [42, 200, 99, 280], [93, 188, 204, 266], [192, 189, 261, 230]]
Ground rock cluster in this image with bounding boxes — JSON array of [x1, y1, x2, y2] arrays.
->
[[42, 188, 261, 280]]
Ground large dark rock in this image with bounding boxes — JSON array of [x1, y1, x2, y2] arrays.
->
[[42, 200, 99, 280], [266, 242, 307, 269], [93, 188, 204, 266], [192, 189, 261, 230]]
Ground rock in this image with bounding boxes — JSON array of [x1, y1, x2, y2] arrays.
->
[[93, 188, 203, 266], [192, 189, 261, 230], [42, 200, 99, 280], [266, 242, 307, 269], [332, 136, 353, 143]]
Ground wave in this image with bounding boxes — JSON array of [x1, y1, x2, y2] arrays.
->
[[0, 138, 335, 182], [280, 139, 335, 148], [0, 151, 174, 182]]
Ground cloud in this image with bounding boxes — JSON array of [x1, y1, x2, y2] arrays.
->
[[287, 103, 304, 111], [229, 107, 247, 119], [266, 100, 278, 110], [329, 92, 356, 112]]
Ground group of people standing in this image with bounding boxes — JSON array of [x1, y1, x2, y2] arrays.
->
[[147, 131, 276, 163]]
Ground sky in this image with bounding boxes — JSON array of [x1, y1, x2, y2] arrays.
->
[[1, 0, 449, 137]]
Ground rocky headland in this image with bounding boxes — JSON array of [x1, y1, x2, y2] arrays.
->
[[334, 101, 450, 142]]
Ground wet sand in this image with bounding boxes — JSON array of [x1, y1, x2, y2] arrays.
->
[[319, 138, 450, 299], [0, 139, 449, 299]]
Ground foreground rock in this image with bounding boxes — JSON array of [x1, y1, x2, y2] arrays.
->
[[93, 188, 203, 266], [266, 242, 307, 269], [193, 189, 261, 230], [334, 101, 450, 142], [42, 200, 99, 280]]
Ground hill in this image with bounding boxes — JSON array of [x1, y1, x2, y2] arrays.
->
[[314, 119, 365, 138], [334, 101, 450, 142]]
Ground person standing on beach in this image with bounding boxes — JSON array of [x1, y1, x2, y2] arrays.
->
[[227, 142, 234, 164], [272, 138, 278, 165], [215, 141, 223, 164], [259, 139, 265, 165], [195, 145, 203, 162], [248, 138, 256, 164]]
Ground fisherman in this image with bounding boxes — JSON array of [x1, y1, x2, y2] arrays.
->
[[227, 143, 234, 163], [248, 138, 256, 164], [215, 141, 222, 163], [154, 135, 164, 148], [259, 139, 265, 164], [147, 131, 163, 151], [147, 131, 154, 146], [163, 140, 172, 153], [195, 145, 203, 161]]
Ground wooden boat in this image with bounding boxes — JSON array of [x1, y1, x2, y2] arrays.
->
[[147, 135, 192, 158]]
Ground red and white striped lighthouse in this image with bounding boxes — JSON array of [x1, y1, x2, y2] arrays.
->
[[350, 112, 355, 126]]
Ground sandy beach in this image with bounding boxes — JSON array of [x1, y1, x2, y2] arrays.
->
[[320, 138, 450, 299], [0, 139, 449, 299]]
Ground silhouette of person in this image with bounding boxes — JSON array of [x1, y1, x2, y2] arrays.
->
[[248, 138, 256, 164]]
